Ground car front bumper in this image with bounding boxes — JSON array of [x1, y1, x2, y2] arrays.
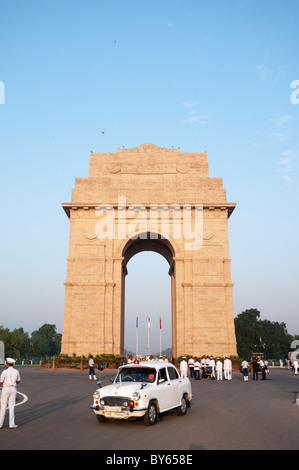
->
[[91, 404, 148, 419]]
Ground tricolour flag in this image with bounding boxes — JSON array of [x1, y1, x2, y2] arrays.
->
[[160, 317, 162, 330]]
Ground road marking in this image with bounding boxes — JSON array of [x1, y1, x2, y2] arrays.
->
[[0, 389, 28, 408], [16, 392, 28, 407]]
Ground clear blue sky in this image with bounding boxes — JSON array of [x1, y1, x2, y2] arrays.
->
[[0, 0, 298, 355]]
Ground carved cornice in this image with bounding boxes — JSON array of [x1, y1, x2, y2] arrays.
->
[[64, 281, 116, 288], [182, 282, 234, 288], [62, 202, 236, 218]]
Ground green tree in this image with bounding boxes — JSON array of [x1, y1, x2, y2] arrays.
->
[[235, 309, 293, 359], [234, 308, 262, 357], [0, 326, 30, 358], [31, 324, 61, 357], [259, 320, 292, 359]]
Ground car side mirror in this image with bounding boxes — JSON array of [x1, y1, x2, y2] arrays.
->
[[140, 381, 148, 389], [97, 381, 102, 387]]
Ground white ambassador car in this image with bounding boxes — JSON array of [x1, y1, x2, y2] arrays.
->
[[91, 361, 192, 425]]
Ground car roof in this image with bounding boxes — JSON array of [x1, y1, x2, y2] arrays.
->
[[120, 361, 176, 370]]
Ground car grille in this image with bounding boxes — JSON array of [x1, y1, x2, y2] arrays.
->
[[101, 396, 130, 407]]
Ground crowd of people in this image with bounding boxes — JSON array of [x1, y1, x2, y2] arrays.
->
[[122, 353, 299, 382], [179, 355, 233, 381], [179, 355, 299, 381]]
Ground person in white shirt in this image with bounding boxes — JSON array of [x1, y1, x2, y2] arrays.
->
[[258, 357, 265, 380], [293, 359, 299, 374], [224, 356, 232, 380], [88, 355, 97, 380], [205, 356, 211, 379], [0, 358, 21, 429], [180, 357, 188, 379], [216, 358, 223, 380], [209, 356, 216, 379], [188, 356, 195, 378], [194, 358, 200, 380], [241, 359, 249, 381]]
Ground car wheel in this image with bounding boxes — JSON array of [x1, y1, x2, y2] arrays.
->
[[176, 395, 187, 416], [143, 401, 157, 426], [97, 414, 109, 423]]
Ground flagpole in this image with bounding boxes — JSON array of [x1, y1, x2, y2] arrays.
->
[[148, 316, 150, 356], [136, 316, 138, 358], [160, 316, 162, 357]]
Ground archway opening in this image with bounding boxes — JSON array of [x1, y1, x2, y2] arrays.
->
[[121, 234, 176, 358]]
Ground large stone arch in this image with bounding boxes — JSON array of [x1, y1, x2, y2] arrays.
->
[[121, 232, 177, 356], [61, 144, 237, 357]]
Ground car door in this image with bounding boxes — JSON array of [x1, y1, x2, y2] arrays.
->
[[157, 367, 173, 411], [167, 366, 181, 408]]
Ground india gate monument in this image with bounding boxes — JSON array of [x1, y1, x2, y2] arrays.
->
[[61, 144, 237, 358]]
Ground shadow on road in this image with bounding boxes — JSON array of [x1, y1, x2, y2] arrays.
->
[[17, 395, 84, 426]]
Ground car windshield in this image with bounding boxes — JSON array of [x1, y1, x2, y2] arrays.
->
[[115, 367, 156, 383]]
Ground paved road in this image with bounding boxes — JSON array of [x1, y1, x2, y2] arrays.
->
[[0, 365, 298, 451]]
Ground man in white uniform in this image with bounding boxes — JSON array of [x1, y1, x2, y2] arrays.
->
[[180, 357, 188, 379], [216, 358, 223, 380], [293, 359, 299, 374], [224, 355, 232, 380], [0, 358, 21, 429], [200, 356, 206, 379], [194, 358, 200, 380], [209, 356, 216, 379]]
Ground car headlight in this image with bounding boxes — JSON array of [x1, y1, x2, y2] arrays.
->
[[132, 392, 141, 401], [93, 392, 101, 400]]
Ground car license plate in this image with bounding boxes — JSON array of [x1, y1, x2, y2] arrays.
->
[[106, 412, 126, 418], [104, 406, 122, 413]]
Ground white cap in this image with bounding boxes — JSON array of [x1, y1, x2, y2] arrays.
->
[[5, 357, 16, 365]]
